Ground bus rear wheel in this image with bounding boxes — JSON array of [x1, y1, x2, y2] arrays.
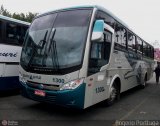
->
[[106, 82, 120, 106], [140, 75, 147, 89]]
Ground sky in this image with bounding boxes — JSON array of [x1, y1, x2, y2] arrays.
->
[[0, 0, 160, 46]]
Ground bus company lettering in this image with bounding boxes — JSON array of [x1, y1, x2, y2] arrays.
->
[[22, 74, 41, 80], [30, 75, 41, 80], [0, 52, 18, 57]]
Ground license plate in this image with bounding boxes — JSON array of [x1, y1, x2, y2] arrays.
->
[[34, 90, 46, 97]]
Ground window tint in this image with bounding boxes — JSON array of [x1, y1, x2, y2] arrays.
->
[[30, 14, 56, 31], [89, 31, 111, 75], [146, 45, 150, 57], [0, 21, 2, 38], [55, 9, 92, 27], [128, 31, 136, 51], [151, 47, 154, 58], [91, 43, 103, 59], [21, 26, 28, 45], [143, 42, 147, 56], [114, 23, 127, 51], [5, 22, 28, 46], [96, 11, 115, 29], [148, 46, 151, 58], [142, 42, 154, 58], [149, 46, 154, 58], [137, 37, 143, 53], [91, 31, 111, 61], [6, 23, 17, 40], [22, 9, 92, 71], [104, 30, 112, 42]]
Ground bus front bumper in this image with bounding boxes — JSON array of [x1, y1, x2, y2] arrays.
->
[[20, 82, 86, 109]]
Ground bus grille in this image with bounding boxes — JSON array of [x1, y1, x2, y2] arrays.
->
[[27, 89, 56, 103], [27, 81, 60, 91]]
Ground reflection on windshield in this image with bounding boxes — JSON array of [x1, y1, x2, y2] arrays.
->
[[47, 28, 59, 70], [21, 9, 92, 74], [27, 30, 48, 67]]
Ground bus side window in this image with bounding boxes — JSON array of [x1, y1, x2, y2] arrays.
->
[[88, 31, 111, 75], [0, 21, 2, 38], [5, 22, 28, 46], [114, 23, 127, 51], [20, 26, 28, 45], [6, 23, 17, 40]]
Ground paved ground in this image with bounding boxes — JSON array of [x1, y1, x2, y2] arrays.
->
[[0, 74, 160, 126]]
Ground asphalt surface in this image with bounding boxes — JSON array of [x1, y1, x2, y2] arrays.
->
[[0, 74, 160, 126]]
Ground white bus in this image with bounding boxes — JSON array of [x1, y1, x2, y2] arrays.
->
[[0, 15, 30, 91], [19, 6, 154, 109]]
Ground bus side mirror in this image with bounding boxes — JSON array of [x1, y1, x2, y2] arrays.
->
[[91, 20, 104, 42]]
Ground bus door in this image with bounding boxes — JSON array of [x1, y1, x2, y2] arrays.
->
[[87, 20, 113, 104]]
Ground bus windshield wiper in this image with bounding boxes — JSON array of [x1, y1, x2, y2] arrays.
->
[[49, 29, 59, 71], [37, 30, 48, 49], [28, 30, 48, 67]]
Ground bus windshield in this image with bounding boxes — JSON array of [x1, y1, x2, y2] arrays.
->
[[21, 9, 92, 74]]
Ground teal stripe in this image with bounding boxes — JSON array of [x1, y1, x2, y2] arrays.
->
[[0, 15, 30, 25], [93, 20, 104, 32], [20, 82, 86, 109]]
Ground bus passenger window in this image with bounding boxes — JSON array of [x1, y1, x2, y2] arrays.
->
[[128, 32, 136, 51], [91, 43, 102, 59], [0, 21, 2, 38], [6, 23, 26, 45], [88, 32, 111, 75], [6, 23, 17, 40], [114, 23, 127, 51], [21, 26, 28, 44]]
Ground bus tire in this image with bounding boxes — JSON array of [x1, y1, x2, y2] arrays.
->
[[106, 82, 120, 106], [140, 74, 147, 89]]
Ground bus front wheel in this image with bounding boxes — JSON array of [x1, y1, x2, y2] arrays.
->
[[106, 82, 120, 106]]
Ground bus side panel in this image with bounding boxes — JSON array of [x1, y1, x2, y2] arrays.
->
[[0, 64, 20, 91], [0, 63, 5, 76], [109, 50, 139, 92], [84, 71, 110, 108], [144, 59, 154, 81], [4, 64, 19, 77], [83, 77, 94, 108], [0, 76, 19, 91], [0, 44, 21, 91], [0, 45, 22, 63]]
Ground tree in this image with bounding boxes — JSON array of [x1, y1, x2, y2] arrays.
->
[[26, 12, 38, 22], [12, 13, 21, 20], [0, 5, 38, 22], [0, 5, 11, 17]]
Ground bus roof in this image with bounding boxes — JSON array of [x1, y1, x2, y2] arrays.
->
[[38, 5, 129, 28], [0, 14, 30, 26], [37, 5, 152, 47]]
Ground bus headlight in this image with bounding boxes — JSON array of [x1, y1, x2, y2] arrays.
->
[[60, 78, 84, 90], [19, 73, 27, 84]]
